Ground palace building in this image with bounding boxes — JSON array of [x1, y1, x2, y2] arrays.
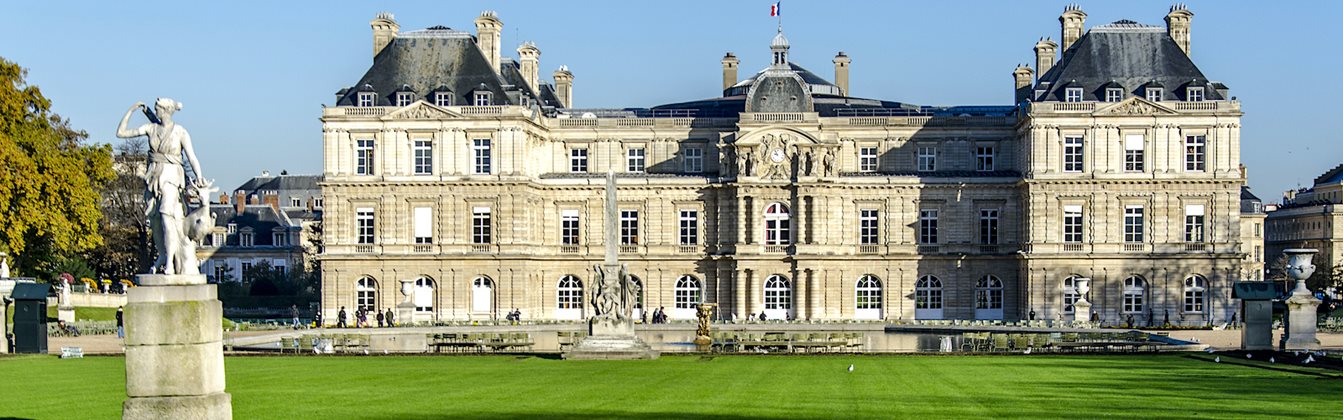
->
[[319, 5, 1253, 326]]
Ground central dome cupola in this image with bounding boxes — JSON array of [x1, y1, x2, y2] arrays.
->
[[771, 30, 790, 68]]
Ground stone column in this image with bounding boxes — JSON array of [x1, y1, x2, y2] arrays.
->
[[124, 274, 231, 419]]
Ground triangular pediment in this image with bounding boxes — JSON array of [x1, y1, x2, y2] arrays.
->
[[382, 101, 462, 121], [1093, 97, 1178, 116]]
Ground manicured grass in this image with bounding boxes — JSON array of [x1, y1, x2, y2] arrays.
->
[[1, 354, 1340, 419]]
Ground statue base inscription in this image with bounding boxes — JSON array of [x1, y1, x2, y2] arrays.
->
[[564, 335, 659, 360], [123, 274, 232, 420]]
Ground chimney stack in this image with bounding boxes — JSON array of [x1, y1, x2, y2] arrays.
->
[[1059, 4, 1086, 53], [234, 191, 246, 214], [370, 12, 399, 60], [1165, 4, 1193, 56], [833, 52, 851, 97], [517, 42, 541, 95], [553, 66, 574, 108], [474, 11, 504, 72], [1034, 38, 1058, 79], [1013, 64, 1035, 104], [219, 193, 229, 205], [262, 193, 280, 213], [721, 52, 739, 91]]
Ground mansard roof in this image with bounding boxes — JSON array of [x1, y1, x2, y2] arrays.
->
[[1034, 21, 1226, 102], [336, 27, 514, 106], [234, 174, 322, 194]]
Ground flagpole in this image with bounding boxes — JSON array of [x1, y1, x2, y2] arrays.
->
[[777, 2, 782, 32]]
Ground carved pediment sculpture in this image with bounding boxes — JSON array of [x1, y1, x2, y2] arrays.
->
[[384, 101, 461, 120], [1095, 97, 1176, 116]]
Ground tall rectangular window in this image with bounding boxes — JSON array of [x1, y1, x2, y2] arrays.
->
[[859, 209, 879, 245], [357, 92, 374, 107], [1146, 88, 1163, 102], [356, 208, 375, 244], [1063, 136, 1084, 172], [1063, 205, 1083, 243], [627, 148, 646, 173], [213, 263, 229, 282], [413, 140, 433, 175], [561, 210, 580, 245], [679, 210, 698, 245], [355, 139, 375, 175], [976, 146, 995, 172], [1184, 204, 1205, 243], [395, 92, 413, 107], [472, 138, 491, 174], [240, 262, 253, 282], [1065, 88, 1083, 102], [434, 92, 451, 107], [918, 209, 938, 244], [1186, 87, 1205, 102], [413, 207, 432, 244], [569, 148, 588, 173], [683, 145, 703, 173], [273, 232, 286, 246], [979, 209, 999, 245], [917, 146, 936, 172], [240, 232, 254, 248], [472, 207, 491, 244], [1184, 135, 1206, 172], [1124, 206, 1144, 243], [620, 210, 639, 245], [858, 147, 878, 172], [1124, 135, 1144, 172]]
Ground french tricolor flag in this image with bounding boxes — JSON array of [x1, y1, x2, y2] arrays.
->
[[770, 2, 781, 17]]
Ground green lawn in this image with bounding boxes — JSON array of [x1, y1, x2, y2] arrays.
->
[[1, 354, 1340, 419]]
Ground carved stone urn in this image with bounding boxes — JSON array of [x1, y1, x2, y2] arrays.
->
[[399, 280, 415, 304], [1282, 249, 1322, 350], [1072, 277, 1093, 324], [1075, 278, 1091, 296]]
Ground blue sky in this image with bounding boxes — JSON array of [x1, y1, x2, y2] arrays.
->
[[3, 0, 1339, 201]]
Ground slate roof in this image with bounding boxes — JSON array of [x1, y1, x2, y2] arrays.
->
[[336, 27, 515, 107], [236, 174, 322, 193], [207, 205, 298, 247], [1034, 21, 1226, 102], [726, 63, 841, 97], [1314, 163, 1343, 186]]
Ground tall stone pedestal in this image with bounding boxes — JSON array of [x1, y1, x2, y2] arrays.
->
[[58, 305, 76, 323], [396, 302, 414, 327], [564, 335, 659, 360], [1071, 300, 1092, 324], [1284, 287, 1322, 350], [1233, 281, 1275, 350], [123, 274, 232, 420]]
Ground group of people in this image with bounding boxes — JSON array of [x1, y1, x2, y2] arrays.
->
[[504, 308, 523, 322], [648, 307, 670, 324], [335, 306, 397, 328]]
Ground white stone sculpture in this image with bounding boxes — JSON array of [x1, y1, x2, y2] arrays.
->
[[0, 252, 9, 278], [1282, 249, 1322, 350], [116, 99, 212, 276]]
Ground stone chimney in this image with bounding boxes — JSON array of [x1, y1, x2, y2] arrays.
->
[[833, 52, 851, 97], [1034, 38, 1058, 78], [234, 191, 246, 213], [474, 11, 504, 72], [370, 12, 399, 60], [1013, 64, 1035, 103], [1059, 4, 1086, 53], [517, 42, 541, 95], [721, 52, 739, 91], [219, 193, 229, 205], [262, 192, 280, 213], [553, 66, 574, 108], [1165, 4, 1193, 56]]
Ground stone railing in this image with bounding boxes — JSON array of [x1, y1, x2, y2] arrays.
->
[[323, 105, 528, 119], [1033, 100, 1239, 114], [547, 117, 735, 129], [740, 113, 818, 124]]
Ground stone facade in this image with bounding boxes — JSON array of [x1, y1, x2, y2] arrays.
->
[[1266, 164, 1343, 281], [320, 6, 1251, 326]]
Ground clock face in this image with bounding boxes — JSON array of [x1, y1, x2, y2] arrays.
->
[[770, 148, 786, 163]]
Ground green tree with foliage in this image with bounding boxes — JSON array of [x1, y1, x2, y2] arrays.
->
[[85, 138, 153, 279], [0, 57, 115, 277]]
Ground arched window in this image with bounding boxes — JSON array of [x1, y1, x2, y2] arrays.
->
[[355, 277, 378, 312], [557, 275, 584, 320], [855, 275, 883, 320], [975, 275, 1004, 320], [630, 276, 644, 320], [674, 275, 701, 309], [1122, 276, 1145, 314], [1063, 275, 1083, 314], [471, 276, 493, 313], [763, 275, 792, 320], [1183, 275, 1206, 313], [413, 276, 435, 313], [915, 275, 943, 319], [764, 203, 791, 245]]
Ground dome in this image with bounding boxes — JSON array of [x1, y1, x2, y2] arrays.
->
[[771, 31, 790, 49]]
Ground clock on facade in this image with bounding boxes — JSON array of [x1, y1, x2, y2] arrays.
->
[[770, 148, 786, 163]]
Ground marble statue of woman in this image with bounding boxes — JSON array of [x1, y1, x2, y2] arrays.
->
[[116, 98, 208, 276]]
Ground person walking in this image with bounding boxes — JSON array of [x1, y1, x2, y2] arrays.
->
[[385, 308, 395, 327], [376, 310, 385, 328], [115, 306, 125, 338], [356, 308, 367, 328], [337, 306, 348, 328], [290, 305, 301, 330]]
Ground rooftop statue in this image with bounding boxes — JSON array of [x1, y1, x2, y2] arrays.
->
[[116, 98, 215, 276]]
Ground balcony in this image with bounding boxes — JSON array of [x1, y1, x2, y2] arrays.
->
[[1062, 243, 1086, 252], [354, 245, 374, 253], [1184, 243, 1208, 252], [858, 245, 881, 255], [470, 244, 492, 254], [560, 245, 580, 254], [917, 245, 940, 254], [1123, 243, 1147, 252], [619, 245, 639, 254], [678, 245, 700, 254], [411, 245, 434, 253]]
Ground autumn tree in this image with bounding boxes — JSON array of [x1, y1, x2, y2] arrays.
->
[[0, 57, 115, 276]]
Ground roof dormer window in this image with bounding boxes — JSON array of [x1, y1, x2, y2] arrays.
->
[[395, 92, 413, 107], [1064, 88, 1083, 103], [357, 92, 375, 107], [1186, 87, 1205, 102], [434, 92, 452, 107], [1105, 88, 1123, 102], [1146, 87, 1163, 102], [474, 92, 491, 106]]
